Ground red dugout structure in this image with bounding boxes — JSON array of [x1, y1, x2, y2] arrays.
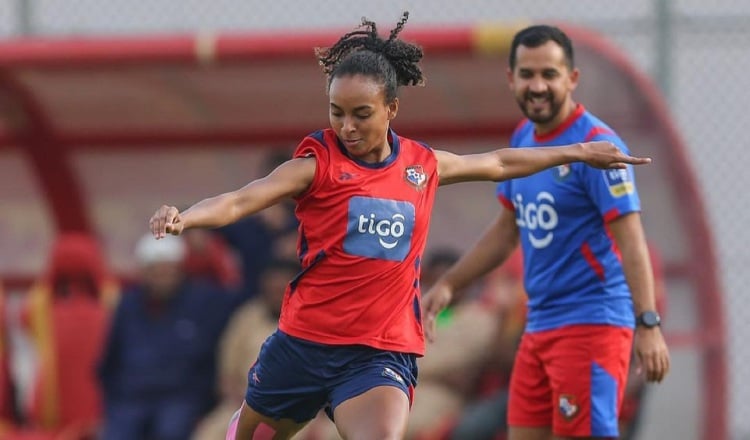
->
[[0, 24, 725, 439]]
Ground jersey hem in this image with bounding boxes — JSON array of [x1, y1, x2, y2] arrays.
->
[[278, 322, 425, 356], [525, 321, 634, 334]]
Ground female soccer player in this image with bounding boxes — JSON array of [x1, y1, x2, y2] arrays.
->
[[149, 13, 650, 440]]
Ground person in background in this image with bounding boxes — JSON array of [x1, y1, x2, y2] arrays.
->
[[407, 247, 501, 440], [98, 233, 235, 440], [182, 229, 242, 293], [411, 250, 525, 440], [422, 24, 669, 440], [217, 150, 298, 301]]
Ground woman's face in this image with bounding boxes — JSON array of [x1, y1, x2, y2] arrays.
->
[[328, 74, 398, 163]]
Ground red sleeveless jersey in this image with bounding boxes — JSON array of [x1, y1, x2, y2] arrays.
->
[[277, 128, 438, 355]]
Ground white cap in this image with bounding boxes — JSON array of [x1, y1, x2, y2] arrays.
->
[[134, 233, 186, 265]]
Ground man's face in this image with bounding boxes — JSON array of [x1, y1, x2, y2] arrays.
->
[[508, 41, 579, 127]]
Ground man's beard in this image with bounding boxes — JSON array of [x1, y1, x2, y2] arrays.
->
[[516, 92, 563, 125]]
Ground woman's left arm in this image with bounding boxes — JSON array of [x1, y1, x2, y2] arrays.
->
[[435, 141, 650, 185]]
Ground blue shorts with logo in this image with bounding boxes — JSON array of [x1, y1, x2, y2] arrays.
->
[[244, 330, 418, 424]]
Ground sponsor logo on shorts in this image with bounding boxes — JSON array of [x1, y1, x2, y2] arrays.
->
[[382, 367, 405, 385], [559, 394, 579, 420]]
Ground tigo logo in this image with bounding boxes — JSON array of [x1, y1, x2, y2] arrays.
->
[[357, 213, 407, 249], [513, 191, 558, 249], [344, 196, 415, 261]]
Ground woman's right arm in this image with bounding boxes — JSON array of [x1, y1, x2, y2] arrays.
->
[[149, 156, 315, 238]]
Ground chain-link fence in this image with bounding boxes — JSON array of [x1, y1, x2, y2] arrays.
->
[[1, 0, 748, 438]]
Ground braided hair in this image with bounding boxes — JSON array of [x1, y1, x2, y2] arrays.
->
[[316, 11, 424, 103]]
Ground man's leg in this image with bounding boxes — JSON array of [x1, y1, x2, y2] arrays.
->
[[545, 325, 633, 440], [508, 333, 553, 440]]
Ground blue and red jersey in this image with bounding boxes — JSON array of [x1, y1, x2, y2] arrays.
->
[[278, 128, 438, 355], [497, 104, 640, 332]]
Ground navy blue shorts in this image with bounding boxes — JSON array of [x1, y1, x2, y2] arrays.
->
[[244, 330, 418, 424]]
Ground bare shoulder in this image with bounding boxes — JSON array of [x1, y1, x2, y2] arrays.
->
[[270, 156, 316, 180], [256, 156, 317, 198], [433, 149, 458, 162], [433, 149, 461, 183]]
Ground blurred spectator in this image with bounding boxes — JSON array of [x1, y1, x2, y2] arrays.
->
[[271, 227, 302, 264], [22, 233, 119, 438], [192, 257, 339, 440], [407, 248, 508, 440], [98, 234, 235, 440], [442, 251, 526, 440], [216, 150, 298, 301], [0, 281, 18, 435], [420, 248, 462, 294], [182, 229, 242, 292]]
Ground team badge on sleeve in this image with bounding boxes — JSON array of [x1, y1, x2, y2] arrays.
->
[[404, 165, 427, 190], [555, 164, 571, 181], [604, 168, 634, 197]]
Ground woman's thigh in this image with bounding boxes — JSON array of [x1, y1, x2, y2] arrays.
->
[[333, 385, 410, 440]]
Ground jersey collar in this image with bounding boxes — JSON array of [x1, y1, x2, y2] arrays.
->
[[336, 128, 400, 169], [533, 103, 586, 143]]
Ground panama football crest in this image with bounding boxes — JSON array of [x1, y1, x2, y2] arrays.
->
[[404, 165, 427, 190], [555, 164, 571, 181], [559, 394, 579, 420]]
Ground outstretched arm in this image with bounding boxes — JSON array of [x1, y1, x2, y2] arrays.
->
[[436, 141, 651, 185], [149, 157, 315, 238]]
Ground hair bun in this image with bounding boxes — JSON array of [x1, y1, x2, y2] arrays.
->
[[316, 12, 425, 90]]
